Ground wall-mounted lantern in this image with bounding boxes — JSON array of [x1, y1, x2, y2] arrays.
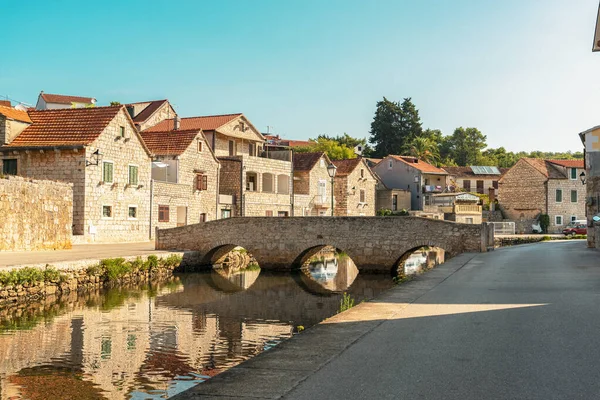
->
[[86, 149, 102, 167], [580, 171, 586, 185]]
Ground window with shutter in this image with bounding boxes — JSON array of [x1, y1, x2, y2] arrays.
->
[[463, 180, 471, 191], [571, 190, 577, 203], [556, 189, 562, 203], [103, 162, 113, 183], [128, 165, 138, 185], [360, 189, 366, 203], [196, 174, 208, 191], [158, 205, 169, 222]]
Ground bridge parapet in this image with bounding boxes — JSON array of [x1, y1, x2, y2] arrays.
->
[[156, 217, 493, 273]]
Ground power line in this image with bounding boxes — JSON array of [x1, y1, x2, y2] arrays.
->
[[0, 94, 33, 107]]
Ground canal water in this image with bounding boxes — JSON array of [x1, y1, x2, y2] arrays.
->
[[0, 247, 442, 400]]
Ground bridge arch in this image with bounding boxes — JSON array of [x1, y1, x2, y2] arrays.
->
[[393, 242, 448, 276], [291, 243, 358, 270]]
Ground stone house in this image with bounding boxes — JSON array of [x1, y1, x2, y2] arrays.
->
[[374, 178, 412, 213], [331, 158, 377, 216], [427, 192, 482, 224], [579, 126, 600, 248], [0, 105, 31, 149], [498, 158, 586, 233], [372, 155, 448, 211], [443, 166, 507, 195], [126, 99, 176, 132], [145, 113, 293, 217], [293, 152, 335, 216], [0, 105, 152, 243], [139, 127, 220, 235], [35, 92, 96, 110]]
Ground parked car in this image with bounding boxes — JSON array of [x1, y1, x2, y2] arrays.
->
[[562, 224, 587, 236]]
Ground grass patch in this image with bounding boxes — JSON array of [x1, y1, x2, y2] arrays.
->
[[338, 292, 355, 313]]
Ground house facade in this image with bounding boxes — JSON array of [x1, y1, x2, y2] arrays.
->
[[579, 126, 600, 248], [332, 158, 377, 216], [145, 113, 293, 217], [498, 158, 586, 233], [140, 127, 220, 235], [428, 193, 482, 224], [126, 100, 176, 132], [293, 152, 334, 216], [372, 155, 448, 211], [35, 92, 96, 110], [0, 105, 152, 243], [375, 179, 411, 213], [443, 166, 507, 195]]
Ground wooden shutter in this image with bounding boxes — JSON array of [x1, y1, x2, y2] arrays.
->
[[202, 175, 208, 191], [129, 165, 138, 185]]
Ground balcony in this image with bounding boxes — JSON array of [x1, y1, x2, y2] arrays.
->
[[312, 195, 333, 209], [257, 150, 292, 162], [422, 185, 444, 194], [454, 204, 482, 214]]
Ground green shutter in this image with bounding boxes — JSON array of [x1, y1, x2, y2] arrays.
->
[[103, 162, 113, 183], [129, 165, 138, 185], [556, 189, 562, 202], [571, 168, 577, 180], [571, 190, 577, 203]]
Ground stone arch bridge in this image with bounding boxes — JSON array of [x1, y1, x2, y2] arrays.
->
[[156, 217, 494, 273]]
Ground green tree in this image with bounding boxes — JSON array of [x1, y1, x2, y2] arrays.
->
[[294, 137, 356, 160], [316, 133, 373, 156], [369, 97, 422, 157], [445, 127, 487, 166], [409, 136, 440, 165], [110, 101, 121, 106]]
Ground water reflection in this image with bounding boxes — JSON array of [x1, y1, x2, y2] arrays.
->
[[399, 247, 445, 276], [0, 265, 393, 399], [299, 248, 359, 294]]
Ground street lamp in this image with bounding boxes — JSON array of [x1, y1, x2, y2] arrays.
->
[[580, 171, 586, 185], [327, 162, 337, 216]]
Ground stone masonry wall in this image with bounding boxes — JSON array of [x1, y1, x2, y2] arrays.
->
[[334, 161, 376, 216], [376, 188, 411, 212], [586, 176, 600, 248], [138, 103, 176, 132], [546, 175, 586, 233], [0, 176, 72, 251], [242, 155, 292, 216], [218, 157, 243, 215], [0, 117, 29, 145], [293, 155, 333, 216], [498, 159, 547, 232]]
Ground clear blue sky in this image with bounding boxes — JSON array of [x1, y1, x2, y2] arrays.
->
[[1, 0, 599, 152]]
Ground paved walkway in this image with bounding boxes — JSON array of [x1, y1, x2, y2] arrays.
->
[[173, 241, 600, 399], [0, 242, 167, 268]]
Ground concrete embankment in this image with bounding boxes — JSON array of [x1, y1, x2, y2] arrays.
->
[[171, 252, 478, 399]]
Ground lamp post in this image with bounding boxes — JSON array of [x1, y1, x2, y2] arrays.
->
[[327, 163, 337, 216], [580, 171, 586, 185]]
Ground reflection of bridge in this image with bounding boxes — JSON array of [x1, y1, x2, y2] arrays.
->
[[157, 217, 494, 273]]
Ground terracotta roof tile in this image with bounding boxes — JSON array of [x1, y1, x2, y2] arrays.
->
[[391, 155, 447, 174], [127, 100, 168, 123], [546, 159, 584, 168], [521, 158, 567, 179], [40, 92, 95, 105], [0, 100, 11, 107], [144, 113, 242, 133], [293, 152, 328, 171], [4, 106, 121, 148], [332, 158, 362, 176], [139, 130, 199, 155], [0, 105, 32, 124]]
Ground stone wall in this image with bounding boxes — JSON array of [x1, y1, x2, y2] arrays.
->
[[0, 117, 29, 145], [156, 217, 492, 273], [293, 155, 332, 216], [376, 187, 411, 212], [587, 176, 600, 248], [334, 161, 376, 216], [138, 102, 176, 131], [546, 177, 586, 233], [218, 157, 243, 215], [0, 176, 72, 251]]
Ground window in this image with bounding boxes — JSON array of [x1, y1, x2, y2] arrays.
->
[[158, 205, 169, 222], [128, 165, 138, 186], [360, 169, 365, 178], [571, 190, 577, 203], [196, 174, 208, 191], [571, 215, 577, 223], [128, 206, 137, 219], [388, 160, 393, 170], [119, 126, 125, 138], [476, 180, 484, 194], [177, 206, 187, 227], [555, 189, 562, 203], [221, 209, 231, 219], [318, 179, 327, 203], [392, 194, 398, 211], [278, 211, 289, 217], [266, 210, 273, 217], [492, 180, 499, 189], [320, 158, 325, 167], [102, 205, 113, 218], [200, 213, 207, 222], [277, 175, 290, 194], [360, 189, 366, 203], [570, 168, 577, 180], [228, 140, 236, 156], [246, 172, 257, 191], [262, 173, 274, 192], [2, 159, 17, 175], [240, 121, 245, 131], [249, 143, 256, 156], [103, 161, 114, 183], [197, 141, 203, 152], [555, 215, 563, 226], [463, 180, 471, 191]]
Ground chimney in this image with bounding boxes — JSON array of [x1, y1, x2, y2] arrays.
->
[[173, 116, 181, 130]]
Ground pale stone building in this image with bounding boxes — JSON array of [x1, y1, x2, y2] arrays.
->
[[0, 105, 152, 243], [332, 158, 377, 216], [140, 126, 220, 234], [498, 158, 586, 233], [126, 99, 176, 131], [145, 113, 293, 217], [443, 166, 507, 195], [293, 152, 335, 216], [428, 192, 483, 224], [35, 91, 96, 110], [375, 180, 412, 213], [579, 126, 600, 248], [372, 155, 448, 211]]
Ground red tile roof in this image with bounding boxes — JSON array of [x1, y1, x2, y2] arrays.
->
[[293, 152, 328, 171], [40, 92, 95, 105], [127, 100, 168, 123], [0, 105, 32, 124], [391, 155, 447, 174], [0, 100, 11, 107], [546, 159, 584, 168], [4, 106, 121, 148], [332, 158, 362, 176], [144, 113, 242, 133], [520, 158, 566, 179], [139, 131, 199, 155]]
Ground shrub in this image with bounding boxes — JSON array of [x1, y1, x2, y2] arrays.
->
[[539, 214, 550, 234], [100, 258, 131, 281], [86, 264, 102, 276], [146, 255, 159, 270], [130, 257, 144, 271], [43, 267, 61, 282], [338, 292, 355, 313], [161, 254, 183, 268]]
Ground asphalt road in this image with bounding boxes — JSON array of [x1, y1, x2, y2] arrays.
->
[[284, 241, 600, 400]]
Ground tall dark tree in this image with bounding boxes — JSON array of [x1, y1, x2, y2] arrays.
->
[[368, 97, 422, 157]]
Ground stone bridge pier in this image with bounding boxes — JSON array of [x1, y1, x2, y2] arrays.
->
[[156, 217, 494, 273]]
